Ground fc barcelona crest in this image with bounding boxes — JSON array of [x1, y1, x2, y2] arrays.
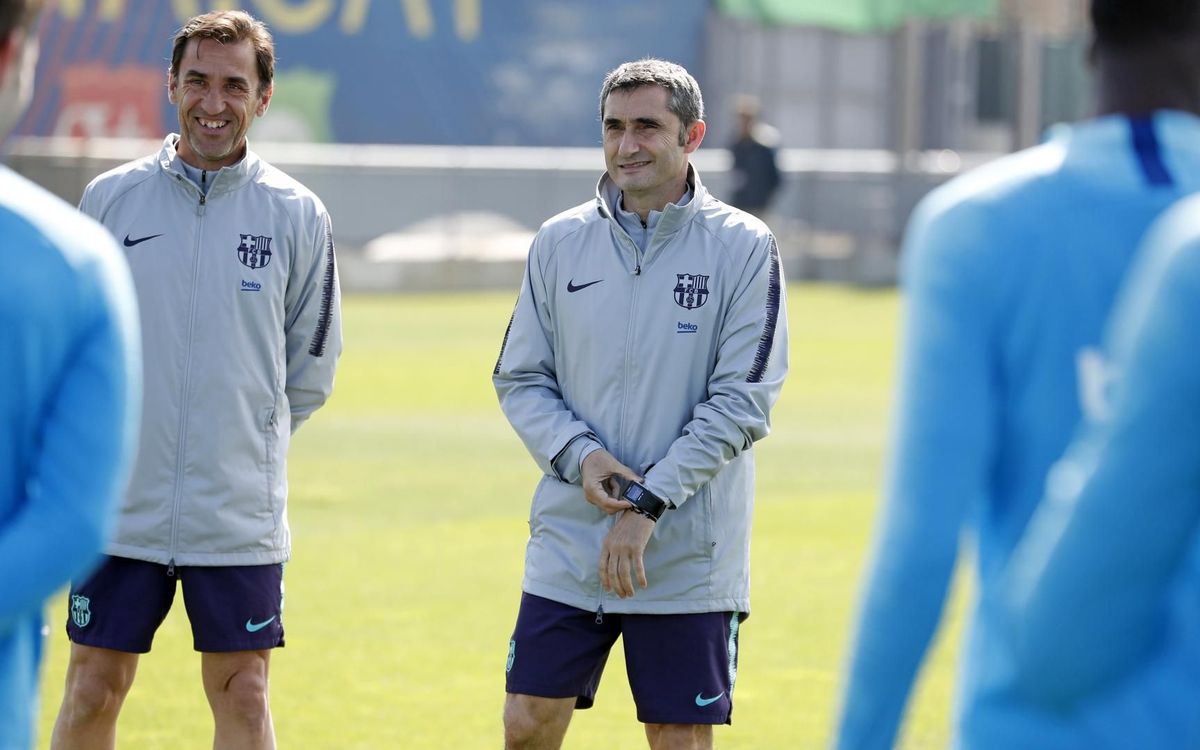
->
[[238, 234, 273, 270], [674, 273, 710, 310], [71, 594, 92, 628]]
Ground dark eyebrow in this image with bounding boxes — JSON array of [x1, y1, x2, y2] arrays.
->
[[603, 116, 664, 128], [181, 68, 251, 88]]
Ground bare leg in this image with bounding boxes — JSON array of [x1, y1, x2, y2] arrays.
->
[[50, 644, 139, 750], [201, 650, 274, 750], [644, 723, 715, 750], [503, 693, 576, 750]]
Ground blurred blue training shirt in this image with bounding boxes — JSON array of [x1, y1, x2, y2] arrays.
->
[[1005, 193, 1200, 746], [833, 110, 1200, 750], [0, 166, 140, 749]]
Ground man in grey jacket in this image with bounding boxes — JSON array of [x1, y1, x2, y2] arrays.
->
[[50, 10, 340, 750], [494, 59, 788, 750]]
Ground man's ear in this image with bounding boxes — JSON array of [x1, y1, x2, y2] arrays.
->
[[166, 67, 178, 105], [684, 119, 706, 154], [255, 82, 273, 117]]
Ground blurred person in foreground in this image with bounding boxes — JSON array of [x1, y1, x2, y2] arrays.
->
[[50, 10, 340, 750], [832, 1, 1200, 748], [493, 58, 788, 750], [727, 95, 781, 219], [0, 0, 141, 747], [1004, 193, 1200, 745]]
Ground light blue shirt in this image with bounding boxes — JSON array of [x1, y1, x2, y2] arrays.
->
[[833, 111, 1200, 750], [0, 166, 139, 749], [613, 185, 694, 253], [1005, 192, 1200, 745], [173, 154, 231, 196]]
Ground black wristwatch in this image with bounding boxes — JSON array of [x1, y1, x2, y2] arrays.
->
[[620, 481, 669, 522]]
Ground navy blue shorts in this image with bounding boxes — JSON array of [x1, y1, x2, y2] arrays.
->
[[65, 556, 285, 653], [505, 593, 745, 725]]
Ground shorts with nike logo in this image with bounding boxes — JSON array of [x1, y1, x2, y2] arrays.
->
[[506, 593, 745, 725], [65, 555, 285, 653]]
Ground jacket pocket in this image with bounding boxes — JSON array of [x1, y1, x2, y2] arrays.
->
[[646, 484, 714, 576], [260, 406, 280, 522]]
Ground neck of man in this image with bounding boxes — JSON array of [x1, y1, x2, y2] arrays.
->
[[177, 140, 248, 173], [622, 172, 690, 223], [1094, 42, 1200, 118]]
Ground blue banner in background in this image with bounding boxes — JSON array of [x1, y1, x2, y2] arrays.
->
[[17, 0, 707, 146]]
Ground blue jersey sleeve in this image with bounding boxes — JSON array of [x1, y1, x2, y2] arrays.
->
[[834, 194, 1004, 749], [1005, 195, 1200, 709], [0, 220, 140, 631]]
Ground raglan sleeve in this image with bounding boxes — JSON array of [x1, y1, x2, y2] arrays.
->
[[77, 177, 104, 221], [833, 196, 1002, 750], [283, 207, 341, 432], [638, 229, 788, 507], [1005, 204, 1200, 709], [492, 231, 602, 484], [0, 232, 141, 630]]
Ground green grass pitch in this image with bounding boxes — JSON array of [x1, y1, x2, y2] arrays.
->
[[36, 285, 967, 749]]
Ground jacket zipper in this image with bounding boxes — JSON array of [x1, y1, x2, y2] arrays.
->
[[167, 184, 207, 568], [634, 215, 647, 274], [598, 215, 645, 615]]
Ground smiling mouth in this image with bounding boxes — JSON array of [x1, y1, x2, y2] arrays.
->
[[620, 161, 650, 169], [198, 118, 229, 131]]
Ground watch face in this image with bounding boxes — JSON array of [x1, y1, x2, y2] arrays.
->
[[624, 483, 644, 502]]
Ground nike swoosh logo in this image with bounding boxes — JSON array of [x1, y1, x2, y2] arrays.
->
[[123, 233, 163, 247], [695, 692, 725, 707], [245, 616, 276, 633], [566, 278, 603, 293]]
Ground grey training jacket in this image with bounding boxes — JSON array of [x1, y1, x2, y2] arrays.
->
[[493, 167, 788, 615], [80, 135, 341, 567]]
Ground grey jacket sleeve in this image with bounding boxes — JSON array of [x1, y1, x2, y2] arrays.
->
[[493, 235, 600, 484], [644, 235, 788, 507], [78, 179, 102, 219], [284, 210, 341, 432]]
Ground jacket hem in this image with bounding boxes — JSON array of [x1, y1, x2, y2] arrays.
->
[[523, 578, 748, 616], [106, 544, 289, 567]]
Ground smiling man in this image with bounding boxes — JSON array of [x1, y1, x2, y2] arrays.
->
[[493, 58, 788, 750], [49, 10, 341, 750]]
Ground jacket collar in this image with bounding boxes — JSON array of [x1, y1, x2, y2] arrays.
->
[[157, 134, 260, 196], [595, 163, 706, 240]]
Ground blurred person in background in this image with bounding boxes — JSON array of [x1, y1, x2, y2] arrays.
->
[[727, 95, 781, 219], [493, 58, 788, 750], [1004, 192, 1200, 745], [832, 1, 1200, 748], [49, 10, 340, 750], [0, 0, 141, 747]]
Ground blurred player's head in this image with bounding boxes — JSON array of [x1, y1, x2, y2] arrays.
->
[[599, 58, 705, 146], [0, 0, 43, 141], [733, 94, 761, 138], [167, 11, 275, 170], [1091, 0, 1200, 52], [1089, 0, 1200, 115]]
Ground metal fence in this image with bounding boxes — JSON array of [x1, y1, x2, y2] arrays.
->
[[7, 137, 998, 290]]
